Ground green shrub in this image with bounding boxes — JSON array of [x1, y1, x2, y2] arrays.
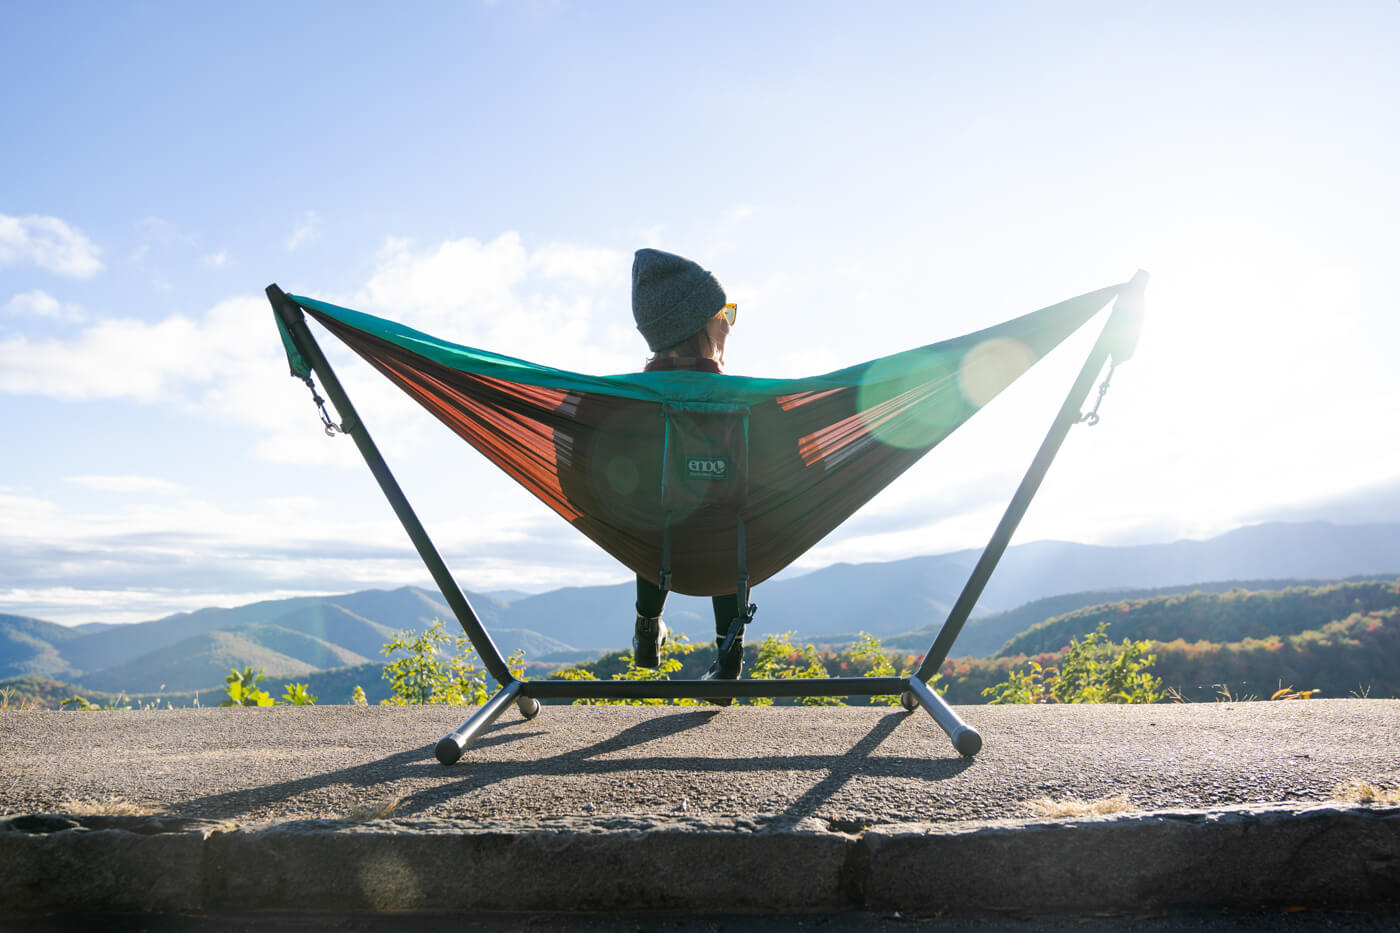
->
[[983, 622, 1162, 704], [848, 631, 902, 705], [379, 618, 525, 705], [281, 683, 317, 705], [558, 633, 705, 705], [747, 632, 840, 706], [220, 667, 275, 707]]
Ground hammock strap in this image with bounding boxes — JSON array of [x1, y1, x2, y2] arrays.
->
[[659, 512, 673, 594], [718, 512, 757, 658], [300, 374, 344, 437], [658, 412, 673, 593], [1077, 361, 1118, 427]]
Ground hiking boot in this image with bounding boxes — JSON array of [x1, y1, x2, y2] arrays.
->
[[701, 634, 744, 706], [632, 615, 668, 668]]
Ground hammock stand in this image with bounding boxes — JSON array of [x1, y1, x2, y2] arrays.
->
[[266, 272, 1146, 763]]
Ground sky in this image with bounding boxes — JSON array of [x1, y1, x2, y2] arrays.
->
[[2, 1, 1397, 626]]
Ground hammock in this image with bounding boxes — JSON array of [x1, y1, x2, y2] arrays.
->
[[267, 272, 1146, 760], [280, 285, 1129, 597]]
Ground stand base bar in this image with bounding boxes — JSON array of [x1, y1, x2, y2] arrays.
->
[[435, 681, 523, 765], [906, 677, 982, 757], [521, 677, 908, 701]]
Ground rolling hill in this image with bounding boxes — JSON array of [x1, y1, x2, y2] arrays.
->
[[493, 522, 1400, 650], [930, 579, 1400, 703], [0, 613, 87, 680], [3, 520, 1398, 700], [996, 579, 1400, 658], [75, 628, 329, 694]]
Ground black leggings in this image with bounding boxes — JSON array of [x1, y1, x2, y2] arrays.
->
[[636, 575, 740, 637]]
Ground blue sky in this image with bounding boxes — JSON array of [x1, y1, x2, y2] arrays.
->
[[3, 1, 1397, 625]]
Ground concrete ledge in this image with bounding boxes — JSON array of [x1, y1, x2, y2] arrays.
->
[[3, 805, 1397, 916], [204, 816, 848, 913], [0, 815, 223, 914], [860, 805, 1400, 911]]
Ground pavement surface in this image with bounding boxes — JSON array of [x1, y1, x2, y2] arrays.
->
[[2, 700, 1396, 824], [2, 700, 1398, 919]]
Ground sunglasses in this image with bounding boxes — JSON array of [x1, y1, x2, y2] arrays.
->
[[716, 303, 737, 326]]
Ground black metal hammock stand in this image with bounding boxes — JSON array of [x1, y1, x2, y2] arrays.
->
[[266, 271, 1148, 763]]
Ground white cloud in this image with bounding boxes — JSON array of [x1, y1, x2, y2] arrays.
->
[[0, 214, 103, 278], [529, 243, 628, 288], [357, 231, 633, 369], [0, 313, 211, 401], [361, 231, 529, 326], [3, 289, 86, 322], [286, 211, 322, 251], [202, 250, 231, 268], [0, 484, 620, 625], [67, 475, 186, 494]]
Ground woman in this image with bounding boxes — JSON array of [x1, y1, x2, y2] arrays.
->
[[629, 248, 744, 685]]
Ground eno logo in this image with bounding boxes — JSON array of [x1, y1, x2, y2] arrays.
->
[[686, 457, 729, 479]]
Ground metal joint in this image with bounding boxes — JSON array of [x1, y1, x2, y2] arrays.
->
[[301, 376, 345, 436], [1076, 362, 1118, 427]]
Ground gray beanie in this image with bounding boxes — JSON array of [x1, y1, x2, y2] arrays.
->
[[631, 248, 727, 352]]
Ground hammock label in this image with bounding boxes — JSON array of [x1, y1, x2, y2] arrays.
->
[[686, 456, 730, 480]]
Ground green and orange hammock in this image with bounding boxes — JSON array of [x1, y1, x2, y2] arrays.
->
[[268, 271, 1146, 761]]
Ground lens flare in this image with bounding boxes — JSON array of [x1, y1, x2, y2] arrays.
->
[[855, 349, 965, 450], [958, 337, 1035, 409], [605, 454, 640, 495]]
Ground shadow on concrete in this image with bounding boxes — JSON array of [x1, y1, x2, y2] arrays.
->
[[163, 728, 545, 821], [163, 711, 717, 821], [165, 708, 972, 823], [393, 708, 974, 823], [777, 711, 974, 827]]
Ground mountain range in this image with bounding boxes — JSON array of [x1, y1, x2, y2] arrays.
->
[[3, 520, 1399, 699]]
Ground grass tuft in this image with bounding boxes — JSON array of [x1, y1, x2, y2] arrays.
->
[[0, 687, 41, 711], [57, 797, 158, 816], [1333, 781, 1400, 805], [1029, 795, 1131, 818], [345, 796, 402, 822]]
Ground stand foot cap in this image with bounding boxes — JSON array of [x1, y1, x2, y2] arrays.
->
[[435, 736, 464, 766], [952, 726, 983, 757]]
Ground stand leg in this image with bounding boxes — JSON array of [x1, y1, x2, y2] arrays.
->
[[435, 681, 524, 765], [905, 677, 982, 757]]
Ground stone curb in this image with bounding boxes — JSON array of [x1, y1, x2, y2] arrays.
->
[[2, 806, 1397, 916]]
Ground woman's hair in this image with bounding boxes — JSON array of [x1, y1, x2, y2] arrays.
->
[[650, 325, 722, 366]]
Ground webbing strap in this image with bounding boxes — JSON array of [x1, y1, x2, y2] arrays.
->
[[659, 511, 672, 594], [735, 513, 748, 609], [716, 511, 755, 656]]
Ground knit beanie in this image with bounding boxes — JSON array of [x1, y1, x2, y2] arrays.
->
[[631, 248, 727, 352]]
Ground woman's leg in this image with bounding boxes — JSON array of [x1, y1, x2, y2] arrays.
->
[[636, 575, 668, 619], [633, 575, 669, 668], [705, 593, 745, 683], [710, 594, 739, 637]]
